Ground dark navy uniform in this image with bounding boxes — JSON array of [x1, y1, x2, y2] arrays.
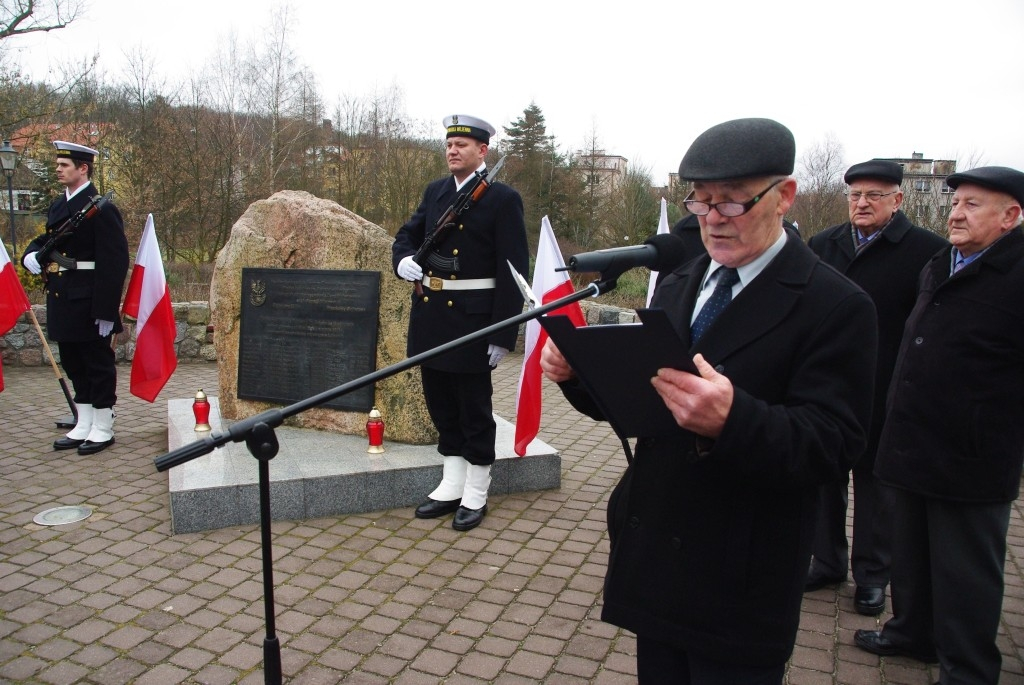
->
[[26, 181, 128, 409], [392, 174, 528, 464]]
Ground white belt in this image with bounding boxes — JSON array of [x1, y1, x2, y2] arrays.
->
[[49, 261, 96, 273], [421, 276, 496, 291]]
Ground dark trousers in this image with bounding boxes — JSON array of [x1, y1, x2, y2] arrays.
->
[[636, 636, 785, 685], [883, 489, 1009, 684], [421, 367, 495, 466], [59, 338, 117, 409], [810, 461, 893, 586]]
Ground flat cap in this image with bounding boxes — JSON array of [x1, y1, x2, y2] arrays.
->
[[443, 114, 495, 144], [679, 118, 795, 181], [946, 166, 1024, 207], [53, 140, 97, 163], [845, 160, 903, 185]]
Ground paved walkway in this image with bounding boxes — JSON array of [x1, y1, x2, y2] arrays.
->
[[1, 357, 1023, 684]]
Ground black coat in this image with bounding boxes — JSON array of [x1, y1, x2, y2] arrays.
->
[[24, 183, 129, 342], [875, 228, 1024, 503], [392, 175, 529, 373], [559, 235, 877, 665], [808, 211, 948, 468]]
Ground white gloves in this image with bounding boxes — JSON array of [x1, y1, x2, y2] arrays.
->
[[23, 252, 41, 275], [96, 319, 114, 337], [487, 344, 509, 368], [397, 256, 423, 282]]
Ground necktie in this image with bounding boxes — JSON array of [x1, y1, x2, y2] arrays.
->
[[953, 258, 967, 274], [691, 267, 739, 343]]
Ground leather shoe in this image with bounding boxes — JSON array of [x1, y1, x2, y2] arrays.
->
[[854, 585, 886, 616], [452, 504, 487, 531], [414, 498, 461, 519], [77, 438, 114, 455], [804, 569, 846, 592], [53, 437, 85, 451], [854, 629, 938, 663]]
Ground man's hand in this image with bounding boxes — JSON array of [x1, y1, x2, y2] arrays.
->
[[487, 344, 508, 368], [651, 353, 734, 438], [540, 338, 574, 383], [23, 252, 41, 275], [96, 319, 114, 337], [397, 256, 423, 282]]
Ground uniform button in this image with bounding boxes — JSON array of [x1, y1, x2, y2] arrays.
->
[[914, 337, 924, 345], [933, 300, 940, 306], [452, 248, 459, 255], [450, 274, 457, 280], [671, 537, 682, 549], [447, 301, 453, 307], [423, 296, 429, 303], [629, 516, 640, 528]]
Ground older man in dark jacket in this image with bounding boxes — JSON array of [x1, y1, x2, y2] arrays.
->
[[805, 160, 948, 616], [542, 118, 877, 683], [855, 166, 1024, 685]]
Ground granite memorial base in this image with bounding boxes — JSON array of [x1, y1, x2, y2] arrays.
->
[[165, 398, 561, 534]]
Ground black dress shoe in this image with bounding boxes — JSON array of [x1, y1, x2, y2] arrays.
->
[[53, 437, 85, 451], [854, 629, 938, 663], [452, 504, 487, 531], [77, 438, 115, 455], [804, 569, 846, 592], [854, 585, 886, 616], [414, 498, 461, 519]]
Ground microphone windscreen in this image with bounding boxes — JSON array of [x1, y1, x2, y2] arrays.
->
[[643, 233, 689, 271]]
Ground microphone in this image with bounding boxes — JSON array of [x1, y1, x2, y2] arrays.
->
[[561, 233, 688, 278]]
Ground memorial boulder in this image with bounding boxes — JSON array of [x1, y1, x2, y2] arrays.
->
[[211, 190, 436, 444]]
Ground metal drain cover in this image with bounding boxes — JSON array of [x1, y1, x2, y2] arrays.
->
[[33, 505, 93, 526]]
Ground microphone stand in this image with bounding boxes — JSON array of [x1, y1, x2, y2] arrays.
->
[[154, 274, 618, 685]]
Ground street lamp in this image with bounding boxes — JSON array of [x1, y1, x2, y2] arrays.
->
[[0, 139, 17, 253]]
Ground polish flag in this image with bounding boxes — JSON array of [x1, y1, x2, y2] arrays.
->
[[122, 215, 177, 402], [0, 241, 32, 392], [514, 217, 586, 456], [645, 197, 670, 307]]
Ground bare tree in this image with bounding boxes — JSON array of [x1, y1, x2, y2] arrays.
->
[[0, 0, 81, 40], [791, 133, 847, 238], [605, 163, 658, 246]]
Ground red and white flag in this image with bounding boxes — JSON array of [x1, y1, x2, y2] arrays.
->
[[0, 241, 32, 392], [121, 214, 177, 402], [645, 197, 670, 307], [514, 217, 587, 456]]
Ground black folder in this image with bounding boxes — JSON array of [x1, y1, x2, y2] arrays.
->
[[540, 308, 696, 438]]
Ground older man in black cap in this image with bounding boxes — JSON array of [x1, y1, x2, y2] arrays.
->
[[805, 160, 947, 616], [541, 118, 877, 683], [22, 141, 128, 456], [392, 114, 528, 532], [855, 166, 1024, 684]]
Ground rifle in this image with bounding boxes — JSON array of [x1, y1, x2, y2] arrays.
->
[[412, 157, 506, 296], [36, 191, 114, 280]]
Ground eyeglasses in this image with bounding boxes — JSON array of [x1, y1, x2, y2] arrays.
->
[[847, 190, 897, 203], [684, 180, 783, 217]]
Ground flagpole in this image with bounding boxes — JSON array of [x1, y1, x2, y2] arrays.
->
[[26, 307, 78, 425]]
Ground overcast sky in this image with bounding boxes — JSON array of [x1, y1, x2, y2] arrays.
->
[[9, 0, 1024, 185]]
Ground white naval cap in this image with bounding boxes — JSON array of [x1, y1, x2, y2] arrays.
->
[[53, 140, 98, 163], [443, 114, 495, 144]]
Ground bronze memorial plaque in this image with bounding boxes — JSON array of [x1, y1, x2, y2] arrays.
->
[[237, 268, 381, 412]]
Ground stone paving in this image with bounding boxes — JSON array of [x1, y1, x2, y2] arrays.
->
[[1, 357, 1023, 684]]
